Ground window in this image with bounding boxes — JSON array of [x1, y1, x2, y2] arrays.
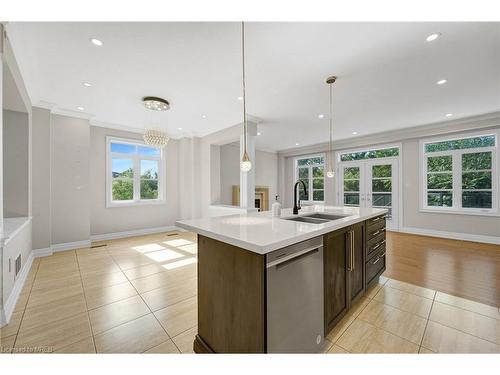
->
[[295, 155, 325, 202], [421, 133, 498, 215], [340, 147, 399, 161], [107, 137, 165, 207]]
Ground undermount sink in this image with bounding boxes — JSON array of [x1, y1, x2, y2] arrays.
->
[[283, 213, 349, 224]]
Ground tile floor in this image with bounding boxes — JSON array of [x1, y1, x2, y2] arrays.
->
[[1, 231, 499, 354]]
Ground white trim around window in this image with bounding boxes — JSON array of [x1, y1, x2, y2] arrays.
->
[[419, 130, 499, 216], [106, 136, 166, 208], [294, 153, 326, 204]]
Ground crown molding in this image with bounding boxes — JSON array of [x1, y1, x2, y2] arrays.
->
[[51, 107, 94, 120]]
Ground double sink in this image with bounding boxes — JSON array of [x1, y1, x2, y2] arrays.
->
[[283, 213, 349, 224]]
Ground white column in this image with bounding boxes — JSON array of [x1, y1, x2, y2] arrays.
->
[[239, 121, 257, 208]]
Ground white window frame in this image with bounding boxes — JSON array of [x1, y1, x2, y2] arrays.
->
[[106, 136, 166, 208], [419, 130, 499, 216], [294, 153, 326, 204]]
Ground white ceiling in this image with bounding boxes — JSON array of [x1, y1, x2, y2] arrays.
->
[[6, 22, 500, 151]]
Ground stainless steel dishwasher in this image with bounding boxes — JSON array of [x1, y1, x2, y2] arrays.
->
[[266, 236, 324, 353]]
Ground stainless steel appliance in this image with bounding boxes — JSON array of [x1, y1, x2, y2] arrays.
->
[[266, 236, 324, 353]]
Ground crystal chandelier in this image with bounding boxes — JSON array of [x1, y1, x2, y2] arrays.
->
[[143, 96, 170, 148]]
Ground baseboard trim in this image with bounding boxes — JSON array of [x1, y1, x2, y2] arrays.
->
[[33, 247, 53, 258], [90, 225, 179, 242], [400, 227, 500, 245], [1, 251, 34, 327], [51, 240, 92, 252]]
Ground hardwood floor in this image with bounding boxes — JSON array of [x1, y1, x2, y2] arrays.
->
[[385, 231, 500, 307]]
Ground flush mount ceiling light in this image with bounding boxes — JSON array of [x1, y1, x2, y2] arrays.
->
[[237, 96, 243, 101], [446, 113, 453, 117], [201, 114, 207, 119], [426, 33, 440, 42], [77, 106, 84, 111], [295, 143, 300, 146], [142, 96, 170, 148], [437, 79, 447, 85], [257, 132, 261, 136], [352, 131, 358, 135], [318, 114, 325, 119], [82, 82, 92, 87], [90, 38, 103, 46], [325, 75, 337, 179], [240, 21, 252, 173]]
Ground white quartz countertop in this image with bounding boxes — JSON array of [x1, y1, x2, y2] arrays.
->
[[176, 206, 388, 254]]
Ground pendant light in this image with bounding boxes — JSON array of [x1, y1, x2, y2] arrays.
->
[[143, 96, 170, 148], [240, 21, 252, 172], [326, 76, 337, 178]]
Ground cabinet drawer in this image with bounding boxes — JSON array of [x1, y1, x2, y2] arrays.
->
[[367, 224, 386, 241], [366, 249, 386, 285], [366, 236, 386, 259], [367, 215, 386, 228]]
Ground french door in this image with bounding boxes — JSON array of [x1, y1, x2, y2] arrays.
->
[[338, 158, 399, 230]]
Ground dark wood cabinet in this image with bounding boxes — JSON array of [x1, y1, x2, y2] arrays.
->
[[348, 221, 365, 303], [323, 227, 349, 334]]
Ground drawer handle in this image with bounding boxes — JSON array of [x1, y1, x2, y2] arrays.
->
[[370, 228, 385, 237], [372, 217, 381, 222], [370, 256, 380, 265], [378, 250, 386, 258], [371, 239, 386, 251]]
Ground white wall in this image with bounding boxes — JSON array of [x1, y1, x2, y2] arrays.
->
[[31, 107, 51, 250], [219, 142, 278, 208], [278, 114, 500, 239], [2, 110, 29, 217], [89, 126, 179, 236], [51, 114, 90, 245]]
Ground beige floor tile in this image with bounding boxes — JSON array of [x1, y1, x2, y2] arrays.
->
[[55, 337, 96, 353], [79, 262, 122, 276], [14, 290, 31, 312], [418, 346, 436, 354], [0, 310, 23, 337], [154, 296, 197, 337], [328, 344, 349, 354], [337, 319, 419, 353], [35, 268, 81, 282], [429, 301, 500, 344], [31, 274, 82, 292], [130, 268, 196, 294], [37, 260, 79, 274], [39, 253, 77, 266], [385, 279, 436, 299], [374, 286, 433, 318], [81, 271, 129, 289], [144, 339, 181, 353], [422, 321, 500, 353], [20, 294, 87, 332], [89, 295, 150, 334], [435, 292, 500, 320], [123, 263, 166, 280], [364, 283, 383, 299], [15, 312, 92, 352], [319, 338, 334, 353], [113, 255, 154, 271], [1, 335, 17, 353], [172, 326, 197, 353], [84, 281, 138, 310], [326, 295, 371, 343], [358, 300, 427, 344], [94, 314, 169, 353], [27, 282, 84, 309], [141, 277, 197, 311]]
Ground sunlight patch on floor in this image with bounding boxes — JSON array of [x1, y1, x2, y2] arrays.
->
[[164, 239, 193, 247], [163, 257, 197, 270]]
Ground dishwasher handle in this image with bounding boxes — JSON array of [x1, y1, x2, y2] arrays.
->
[[266, 246, 321, 269]]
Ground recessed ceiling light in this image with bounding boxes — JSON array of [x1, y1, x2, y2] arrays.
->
[[318, 114, 324, 119], [90, 38, 103, 46], [77, 106, 85, 111], [82, 82, 92, 87], [446, 113, 453, 117], [257, 132, 261, 136], [237, 96, 243, 101], [352, 131, 358, 135], [426, 33, 440, 42], [436, 79, 447, 85], [178, 127, 183, 131], [295, 143, 300, 146], [201, 115, 207, 119]]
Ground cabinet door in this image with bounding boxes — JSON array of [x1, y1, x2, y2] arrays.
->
[[348, 222, 365, 302], [323, 227, 349, 334]]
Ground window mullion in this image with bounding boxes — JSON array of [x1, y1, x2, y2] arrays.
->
[[453, 151, 461, 209], [133, 156, 140, 202]]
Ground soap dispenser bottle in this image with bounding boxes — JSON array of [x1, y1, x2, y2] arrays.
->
[[272, 195, 281, 217]]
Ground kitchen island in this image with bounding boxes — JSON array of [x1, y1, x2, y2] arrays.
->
[[176, 205, 388, 353]]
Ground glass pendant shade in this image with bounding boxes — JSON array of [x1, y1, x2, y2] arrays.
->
[[240, 151, 252, 172]]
